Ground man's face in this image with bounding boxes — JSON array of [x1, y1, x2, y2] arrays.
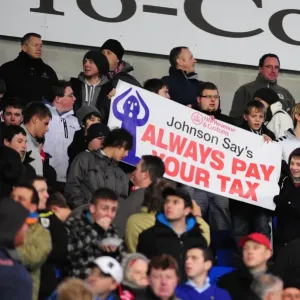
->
[[58, 86, 76, 112], [290, 156, 300, 178], [242, 240, 271, 269], [4, 133, 27, 158], [158, 86, 170, 99], [22, 36, 43, 59], [132, 160, 148, 187], [3, 107, 23, 126], [90, 199, 118, 228], [111, 146, 129, 162], [84, 114, 101, 129], [32, 116, 50, 138], [259, 56, 280, 82], [185, 248, 211, 279], [87, 267, 117, 297], [149, 268, 178, 299], [197, 89, 219, 112], [102, 49, 119, 71], [11, 187, 37, 213], [243, 108, 265, 131], [164, 195, 190, 221], [282, 287, 300, 300], [83, 58, 99, 77], [32, 180, 49, 210], [128, 259, 149, 287], [177, 48, 196, 73]]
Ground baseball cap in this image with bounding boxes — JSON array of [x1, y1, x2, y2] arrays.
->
[[239, 233, 271, 250], [91, 256, 123, 284]]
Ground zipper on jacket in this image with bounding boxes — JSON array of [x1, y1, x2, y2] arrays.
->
[[62, 118, 68, 138]]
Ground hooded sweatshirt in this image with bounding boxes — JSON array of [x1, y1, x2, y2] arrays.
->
[[276, 129, 300, 163]]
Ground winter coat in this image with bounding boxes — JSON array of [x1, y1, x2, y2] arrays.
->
[[38, 210, 68, 300], [230, 74, 295, 120], [274, 176, 300, 246], [276, 129, 300, 163], [65, 210, 126, 278], [143, 288, 181, 300], [137, 213, 207, 281], [44, 104, 80, 182], [67, 128, 86, 166], [265, 102, 293, 139], [65, 150, 128, 209], [162, 67, 202, 106], [17, 221, 52, 300], [43, 152, 57, 192], [0, 51, 58, 103], [0, 121, 5, 145], [126, 207, 210, 253], [241, 121, 276, 140]]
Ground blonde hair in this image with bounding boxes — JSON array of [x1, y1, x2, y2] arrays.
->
[[291, 103, 300, 127], [57, 278, 94, 300]]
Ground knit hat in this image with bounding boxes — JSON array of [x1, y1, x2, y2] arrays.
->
[[253, 88, 280, 106], [101, 39, 125, 61], [288, 147, 300, 164], [86, 123, 110, 144], [76, 106, 101, 125], [83, 50, 109, 75]]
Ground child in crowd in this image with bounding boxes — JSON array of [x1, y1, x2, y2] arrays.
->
[[144, 78, 170, 99]]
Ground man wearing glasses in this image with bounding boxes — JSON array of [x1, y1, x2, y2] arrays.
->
[[230, 53, 295, 123], [44, 80, 80, 192]]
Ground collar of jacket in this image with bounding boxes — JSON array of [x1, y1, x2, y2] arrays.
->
[[256, 73, 277, 86], [168, 66, 198, 79], [46, 103, 75, 118], [22, 150, 35, 164], [265, 101, 283, 122], [192, 103, 222, 117], [146, 288, 179, 300], [0, 248, 21, 262], [15, 51, 44, 67], [94, 150, 118, 167], [156, 212, 197, 233]]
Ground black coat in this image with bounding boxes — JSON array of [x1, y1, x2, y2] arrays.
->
[[241, 122, 276, 140], [0, 51, 58, 104], [274, 176, 300, 246], [0, 122, 5, 146], [67, 128, 86, 167], [137, 213, 207, 282], [162, 67, 202, 106], [43, 153, 57, 192]]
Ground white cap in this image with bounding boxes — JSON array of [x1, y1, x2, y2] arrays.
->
[[92, 256, 123, 284]]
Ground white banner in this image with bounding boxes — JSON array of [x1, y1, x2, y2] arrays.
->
[[108, 81, 283, 210], [1, 0, 300, 70]]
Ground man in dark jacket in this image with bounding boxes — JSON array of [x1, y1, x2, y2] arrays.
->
[[218, 233, 273, 300], [230, 53, 295, 121], [137, 187, 207, 282], [162, 46, 202, 107], [65, 127, 133, 209], [0, 197, 32, 300], [0, 33, 58, 104]]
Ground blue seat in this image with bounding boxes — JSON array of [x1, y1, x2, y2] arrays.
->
[[209, 266, 235, 285], [216, 249, 233, 267]]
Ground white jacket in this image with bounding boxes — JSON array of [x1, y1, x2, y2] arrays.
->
[[44, 105, 80, 182], [265, 102, 293, 139], [276, 129, 300, 163]]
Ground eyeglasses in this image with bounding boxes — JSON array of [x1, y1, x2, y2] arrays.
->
[[200, 95, 220, 100], [263, 65, 280, 71]]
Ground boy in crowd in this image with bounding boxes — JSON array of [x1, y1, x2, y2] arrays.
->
[[144, 78, 170, 99], [254, 87, 293, 139], [46, 192, 72, 222], [137, 187, 207, 281], [85, 123, 110, 152], [218, 233, 273, 300], [65, 128, 132, 209], [176, 246, 231, 300]]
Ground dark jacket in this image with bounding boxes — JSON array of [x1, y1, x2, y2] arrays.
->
[[162, 67, 202, 106], [274, 176, 300, 246], [241, 122, 276, 140], [43, 152, 57, 192], [230, 74, 295, 120], [137, 213, 207, 281], [65, 150, 128, 209], [67, 128, 86, 167], [38, 210, 68, 300], [65, 210, 125, 278], [0, 51, 58, 103], [0, 122, 5, 145]]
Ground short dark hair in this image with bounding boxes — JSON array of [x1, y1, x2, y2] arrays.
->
[[259, 53, 280, 67], [147, 254, 179, 277], [102, 128, 133, 151], [169, 47, 188, 68], [83, 113, 101, 127], [187, 246, 214, 265], [197, 82, 218, 97], [162, 187, 193, 209], [0, 78, 6, 94], [14, 182, 39, 205], [244, 100, 265, 115], [52, 80, 72, 98], [21, 33, 42, 45], [143, 178, 177, 212], [23, 102, 52, 124], [3, 97, 25, 113], [46, 192, 69, 209], [30, 176, 47, 185], [3, 125, 26, 142], [144, 79, 167, 94], [91, 188, 118, 205], [140, 155, 165, 182]]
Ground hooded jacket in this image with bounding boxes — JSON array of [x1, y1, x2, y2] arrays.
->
[[44, 104, 80, 182], [137, 213, 207, 281], [230, 74, 295, 120], [0, 51, 58, 103], [65, 150, 128, 209], [276, 129, 300, 163]]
